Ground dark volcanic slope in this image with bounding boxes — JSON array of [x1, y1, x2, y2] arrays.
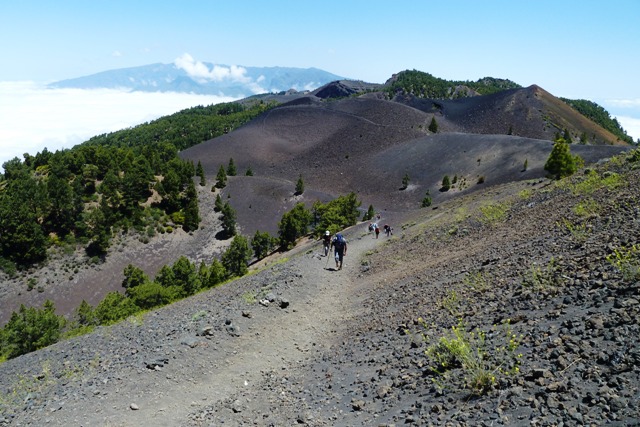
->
[[182, 95, 628, 230], [395, 85, 625, 145]]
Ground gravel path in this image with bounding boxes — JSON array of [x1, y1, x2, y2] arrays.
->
[[0, 222, 382, 426], [1, 158, 640, 426]]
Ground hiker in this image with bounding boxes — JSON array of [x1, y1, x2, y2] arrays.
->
[[384, 224, 393, 237], [374, 224, 380, 239], [330, 232, 347, 270], [368, 223, 373, 233], [322, 230, 331, 256]]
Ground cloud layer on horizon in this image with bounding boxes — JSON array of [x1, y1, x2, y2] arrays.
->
[[173, 53, 266, 94], [1, 82, 638, 172], [602, 97, 640, 143], [0, 81, 236, 168]]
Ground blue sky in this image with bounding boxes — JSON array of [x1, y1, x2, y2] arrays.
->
[[1, 0, 639, 165]]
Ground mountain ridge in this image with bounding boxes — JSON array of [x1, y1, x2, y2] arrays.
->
[[48, 63, 344, 97]]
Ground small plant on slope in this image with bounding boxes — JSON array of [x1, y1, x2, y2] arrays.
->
[[424, 319, 522, 395], [479, 202, 510, 225], [606, 244, 640, 282]]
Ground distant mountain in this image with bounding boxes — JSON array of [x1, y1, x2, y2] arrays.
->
[[48, 62, 344, 97]]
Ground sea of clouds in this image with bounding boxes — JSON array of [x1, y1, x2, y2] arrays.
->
[[603, 98, 640, 144], [1, 81, 638, 173], [0, 81, 236, 169]]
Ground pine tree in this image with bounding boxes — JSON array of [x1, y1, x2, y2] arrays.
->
[[196, 161, 205, 186], [295, 174, 304, 195], [562, 128, 573, 144], [206, 259, 227, 287], [278, 203, 312, 250], [214, 193, 224, 212], [421, 190, 432, 207], [227, 158, 237, 176], [221, 202, 237, 237], [251, 230, 277, 259], [215, 165, 227, 189], [363, 204, 375, 221], [122, 264, 149, 290], [4, 300, 65, 358], [221, 235, 252, 278], [441, 175, 451, 191], [544, 139, 581, 179], [428, 116, 439, 133], [401, 173, 410, 190], [182, 181, 200, 232]]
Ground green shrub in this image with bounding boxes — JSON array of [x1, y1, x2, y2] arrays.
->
[[128, 281, 176, 309], [463, 271, 489, 292], [311, 193, 361, 238], [205, 259, 227, 288], [94, 292, 139, 325], [479, 202, 509, 225], [522, 258, 560, 291], [122, 264, 150, 290], [424, 319, 522, 395], [170, 211, 185, 225], [362, 204, 375, 221], [421, 191, 432, 207], [222, 235, 252, 278], [2, 300, 65, 359], [278, 202, 312, 249], [251, 230, 277, 260], [606, 244, 640, 281], [560, 218, 590, 243], [573, 198, 600, 216], [74, 300, 97, 326]]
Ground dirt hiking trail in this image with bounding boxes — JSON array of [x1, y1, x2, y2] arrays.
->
[[22, 221, 386, 426]]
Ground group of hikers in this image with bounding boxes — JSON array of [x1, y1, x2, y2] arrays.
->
[[322, 230, 347, 270], [368, 222, 392, 239], [322, 217, 392, 270]]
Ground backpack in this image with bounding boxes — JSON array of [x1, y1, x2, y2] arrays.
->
[[334, 233, 345, 250]]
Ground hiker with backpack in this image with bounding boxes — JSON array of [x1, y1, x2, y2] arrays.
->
[[371, 222, 379, 238], [322, 230, 331, 257], [330, 233, 347, 270], [384, 224, 393, 237]]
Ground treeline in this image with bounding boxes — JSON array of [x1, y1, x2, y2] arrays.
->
[[85, 101, 275, 151], [0, 101, 275, 273], [560, 98, 634, 145], [386, 69, 522, 99], [0, 192, 364, 360]]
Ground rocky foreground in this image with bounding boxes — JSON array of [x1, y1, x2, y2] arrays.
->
[[1, 151, 639, 426]]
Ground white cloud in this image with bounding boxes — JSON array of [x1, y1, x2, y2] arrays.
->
[[615, 115, 640, 142], [597, 98, 640, 142], [606, 98, 640, 109], [0, 81, 237, 169], [111, 50, 123, 57], [174, 53, 253, 85]]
